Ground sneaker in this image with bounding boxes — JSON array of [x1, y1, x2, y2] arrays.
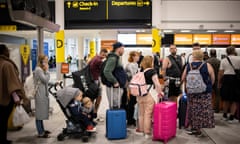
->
[[228, 119, 239, 124], [144, 134, 151, 139], [86, 125, 96, 132], [221, 113, 228, 121], [135, 129, 144, 136]]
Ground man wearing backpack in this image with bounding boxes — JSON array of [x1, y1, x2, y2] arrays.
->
[[162, 44, 183, 102], [89, 49, 108, 117], [102, 42, 127, 108]]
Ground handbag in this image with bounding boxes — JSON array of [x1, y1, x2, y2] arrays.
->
[[13, 105, 31, 126], [226, 57, 240, 81]]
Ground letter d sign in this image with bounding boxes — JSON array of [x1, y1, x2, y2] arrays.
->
[[55, 30, 65, 62]]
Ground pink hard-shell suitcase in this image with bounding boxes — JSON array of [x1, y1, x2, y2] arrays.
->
[[153, 101, 177, 143]]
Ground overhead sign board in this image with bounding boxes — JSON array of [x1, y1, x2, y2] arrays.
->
[[64, 0, 151, 28], [193, 34, 212, 45], [101, 40, 117, 51], [174, 34, 193, 45], [136, 34, 152, 45], [212, 34, 230, 45], [117, 34, 136, 45], [231, 34, 240, 45], [65, 0, 106, 20], [108, 0, 151, 20]]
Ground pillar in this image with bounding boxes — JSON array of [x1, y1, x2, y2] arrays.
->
[[55, 0, 64, 80]]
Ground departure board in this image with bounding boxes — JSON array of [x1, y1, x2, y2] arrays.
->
[[64, 0, 106, 20], [64, 0, 152, 28], [108, 0, 151, 20]]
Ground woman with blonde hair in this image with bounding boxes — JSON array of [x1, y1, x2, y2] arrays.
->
[[136, 55, 163, 139], [182, 49, 215, 136], [34, 54, 52, 138], [125, 51, 140, 127]]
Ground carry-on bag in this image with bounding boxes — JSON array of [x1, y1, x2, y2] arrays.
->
[[153, 100, 177, 143], [106, 88, 127, 140], [178, 91, 188, 129]]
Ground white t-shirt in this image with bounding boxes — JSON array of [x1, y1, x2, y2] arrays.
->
[[219, 55, 240, 75]]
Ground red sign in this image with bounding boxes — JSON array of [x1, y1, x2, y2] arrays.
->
[[212, 34, 230, 45], [61, 63, 69, 74], [101, 40, 117, 51]]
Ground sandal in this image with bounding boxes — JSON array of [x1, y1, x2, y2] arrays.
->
[[38, 133, 50, 138], [44, 130, 51, 134]]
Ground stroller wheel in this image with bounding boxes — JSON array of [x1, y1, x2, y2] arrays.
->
[[57, 133, 65, 141], [82, 135, 89, 142]]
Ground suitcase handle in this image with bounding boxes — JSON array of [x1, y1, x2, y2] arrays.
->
[[110, 87, 121, 109]]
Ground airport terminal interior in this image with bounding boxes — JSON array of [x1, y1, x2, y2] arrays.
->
[[1, 0, 240, 143]]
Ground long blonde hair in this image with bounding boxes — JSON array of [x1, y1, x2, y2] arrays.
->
[[140, 55, 153, 70]]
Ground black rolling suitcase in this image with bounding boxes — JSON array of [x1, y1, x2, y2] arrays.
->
[[178, 91, 187, 129]]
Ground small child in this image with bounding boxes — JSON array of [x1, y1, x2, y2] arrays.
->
[[68, 90, 96, 132], [82, 97, 95, 120]]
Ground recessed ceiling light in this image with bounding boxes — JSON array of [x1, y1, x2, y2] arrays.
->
[[163, 30, 173, 33], [180, 30, 191, 33], [207, 30, 217, 33], [224, 30, 235, 33]]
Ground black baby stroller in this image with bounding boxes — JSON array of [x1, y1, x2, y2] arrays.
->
[[48, 84, 94, 142]]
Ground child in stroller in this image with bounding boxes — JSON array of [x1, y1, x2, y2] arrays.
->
[[54, 87, 96, 142], [68, 91, 96, 132]]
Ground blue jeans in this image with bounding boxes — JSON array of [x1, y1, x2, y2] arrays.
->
[[35, 120, 45, 135]]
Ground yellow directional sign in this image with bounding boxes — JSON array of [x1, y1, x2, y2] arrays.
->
[[89, 40, 96, 58], [0, 25, 17, 31], [55, 30, 65, 63], [152, 28, 161, 53], [20, 45, 30, 65]]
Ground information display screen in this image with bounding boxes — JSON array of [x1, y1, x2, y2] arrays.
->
[[64, 0, 106, 21], [64, 0, 152, 29]]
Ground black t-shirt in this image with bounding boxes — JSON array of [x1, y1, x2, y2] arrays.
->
[[144, 69, 157, 85]]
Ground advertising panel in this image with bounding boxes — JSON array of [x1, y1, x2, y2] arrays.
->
[[193, 34, 211, 45], [231, 34, 240, 45], [212, 34, 230, 45], [174, 34, 193, 45]]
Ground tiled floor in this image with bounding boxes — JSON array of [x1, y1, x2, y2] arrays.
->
[[7, 72, 240, 144]]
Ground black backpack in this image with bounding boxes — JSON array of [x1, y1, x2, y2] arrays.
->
[[100, 54, 128, 88], [72, 65, 99, 101]]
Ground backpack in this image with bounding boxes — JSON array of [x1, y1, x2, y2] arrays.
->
[[186, 63, 207, 94], [72, 65, 99, 100], [129, 69, 151, 96]]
